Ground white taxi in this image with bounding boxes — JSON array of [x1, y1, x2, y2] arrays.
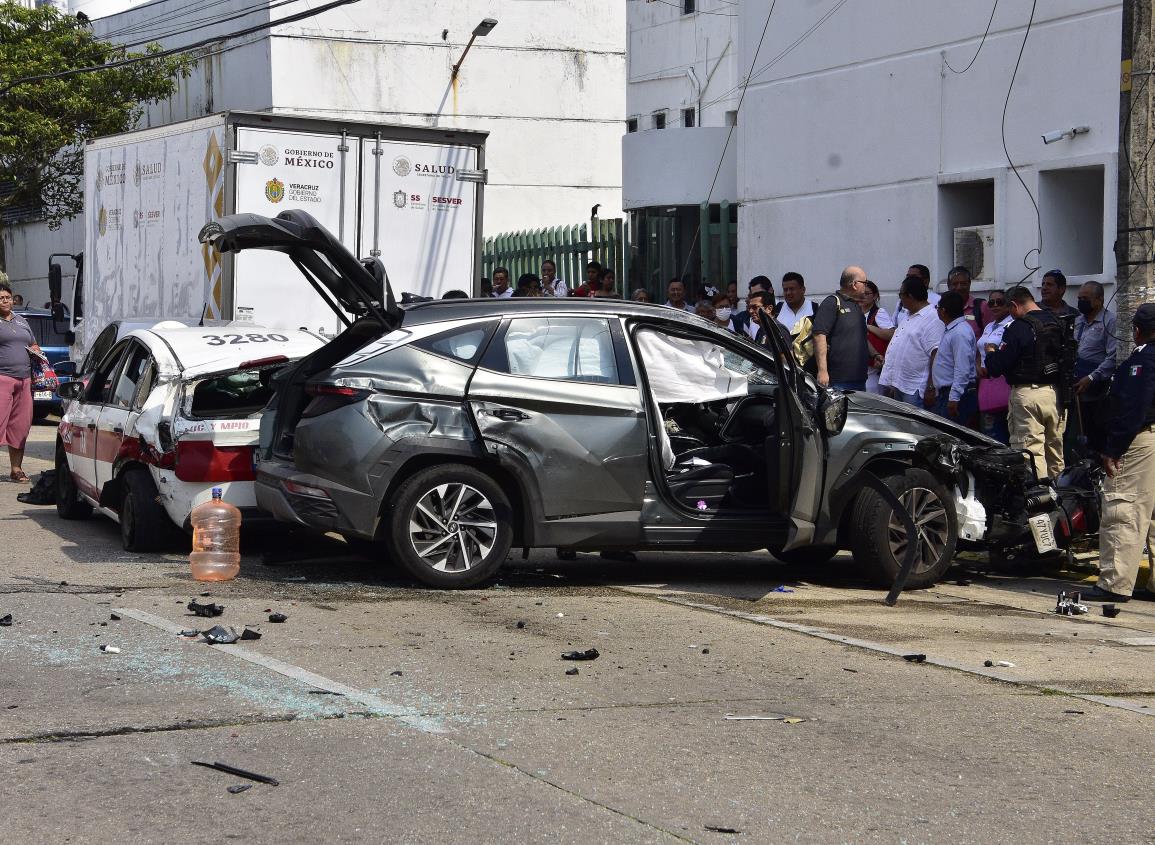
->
[[55, 322, 326, 550]]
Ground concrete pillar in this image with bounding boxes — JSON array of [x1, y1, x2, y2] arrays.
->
[[1117, 0, 1155, 355]]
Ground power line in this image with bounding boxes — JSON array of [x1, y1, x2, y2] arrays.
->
[[99, 0, 245, 39], [699, 0, 848, 111], [943, 0, 998, 74], [999, 0, 1041, 284], [0, 0, 360, 95], [676, 0, 777, 286], [117, 0, 301, 50]]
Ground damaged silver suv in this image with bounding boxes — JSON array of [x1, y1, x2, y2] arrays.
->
[[200, 211, 1064, 589]]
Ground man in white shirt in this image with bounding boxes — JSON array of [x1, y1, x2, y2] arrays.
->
[[490, 267, 514, 298], [773, 271, 814, 334], [541, 259, 568, 298], [894, 263, 941, 327], [664, 280, 694, 312], [879, 276, 944, 407]]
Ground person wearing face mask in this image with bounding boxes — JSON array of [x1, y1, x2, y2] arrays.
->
[[709, 292, 736, 332], [1068, 280, 1117, 454]]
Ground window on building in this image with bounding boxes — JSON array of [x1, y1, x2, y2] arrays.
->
[[682, 108, 695, 128], [938, 180, 995, 286], [653, 112, 666, 130], [626, 118, 638, 133], [724, 110, 738, 127], [1039, 166, 1105, 277], [683, 0, 695, 13]]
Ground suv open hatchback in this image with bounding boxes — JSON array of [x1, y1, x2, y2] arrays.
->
[[201, 210, 1063, 588]]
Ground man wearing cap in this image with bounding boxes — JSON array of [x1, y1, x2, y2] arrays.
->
[[1082, 303, 1155, 602]]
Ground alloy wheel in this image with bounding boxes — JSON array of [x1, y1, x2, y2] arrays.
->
[[886, 486, 950, 574], [407, 483, 498, 573]]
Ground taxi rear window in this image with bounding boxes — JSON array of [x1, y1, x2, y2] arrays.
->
[[188, 364, 285, 419]]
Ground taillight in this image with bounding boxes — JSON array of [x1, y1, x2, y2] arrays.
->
[[302, 383, 370, 418], [174, 440, 256, 482]]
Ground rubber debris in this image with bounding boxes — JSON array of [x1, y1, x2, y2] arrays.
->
[[192, 761, 279, 786], [561, 648, 600, 661], [268, 612, 288, 623], [565, 667, 579, 676], [902, 653, 927, 663], [0, 614, 11, 627], [187, 600, 225, 618], [705, 826, 741, 834], [239, 627, 262, 641], [227, 784, 253, 794]]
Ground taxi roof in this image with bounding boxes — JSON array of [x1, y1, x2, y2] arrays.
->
[[127, 323, 326, 377]]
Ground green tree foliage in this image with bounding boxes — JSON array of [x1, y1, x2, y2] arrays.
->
[[0, 2, 189, 228]]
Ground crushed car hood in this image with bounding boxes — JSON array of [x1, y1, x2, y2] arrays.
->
[[844, 390, 996, 447]]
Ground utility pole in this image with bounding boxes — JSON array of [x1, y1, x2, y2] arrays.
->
[[1117, 0, 1155, 355]]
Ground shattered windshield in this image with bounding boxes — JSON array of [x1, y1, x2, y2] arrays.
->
[[188, 365, 283, 419]]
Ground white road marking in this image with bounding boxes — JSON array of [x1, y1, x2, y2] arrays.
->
[[1111, 636, 1155, 646], [112, 607, 446, 732], [619, 590, 1155, 719]]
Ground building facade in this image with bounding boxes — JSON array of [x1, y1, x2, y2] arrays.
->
[[3, 0, 626, 305], [626, 0, 1124, 304]]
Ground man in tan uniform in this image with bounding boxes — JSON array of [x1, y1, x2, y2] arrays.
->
[[1084, 303, 1155, 602], [983, 286, 1066, 480]]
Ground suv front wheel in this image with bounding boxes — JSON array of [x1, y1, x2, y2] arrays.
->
[[388, 464, 513, 588], [849, 467, 957, 589]]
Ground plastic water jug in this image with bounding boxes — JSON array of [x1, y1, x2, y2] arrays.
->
[[190, 487, 241, 581]]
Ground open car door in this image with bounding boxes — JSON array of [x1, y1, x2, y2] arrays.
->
[[757, 313, 826, 551], [198, 210, 402, 332]]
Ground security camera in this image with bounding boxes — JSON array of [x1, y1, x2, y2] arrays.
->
[[1041, 126, 1090, 145]]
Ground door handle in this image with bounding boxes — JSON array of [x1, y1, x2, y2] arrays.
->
[[86, 423, 96, 431], [491, 408, 530, 422], [112, 426, 124, 435]]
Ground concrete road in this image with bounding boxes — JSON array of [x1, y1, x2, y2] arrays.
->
[[2, 423, 1154, 844]]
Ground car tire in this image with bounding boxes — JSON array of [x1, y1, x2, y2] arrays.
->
[[768, 544, 839, 567], [119, 469, 169, 552], [56, 441, 92, 521], [388, 464, 513, 589], [849, 467, 957, 590]]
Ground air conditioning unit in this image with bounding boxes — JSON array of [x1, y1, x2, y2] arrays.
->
[[953, 225, 995, 282]]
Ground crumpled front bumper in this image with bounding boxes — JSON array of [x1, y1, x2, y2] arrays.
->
[[915, 437, 1063, 553]]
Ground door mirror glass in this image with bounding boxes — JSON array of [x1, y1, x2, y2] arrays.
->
[[818, 389, 848, 435], [58, 381, 84, 401], [54, 360, 77, 377]]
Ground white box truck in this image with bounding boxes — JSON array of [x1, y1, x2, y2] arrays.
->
[[52, 111, 487, 361]]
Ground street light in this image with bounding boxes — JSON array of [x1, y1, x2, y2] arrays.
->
[[451, 18, 498, 79]]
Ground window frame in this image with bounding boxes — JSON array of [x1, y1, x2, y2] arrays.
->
[[412, 320, 498, 365], [85, 339, 133, 406], [109, 342, 154, 410]]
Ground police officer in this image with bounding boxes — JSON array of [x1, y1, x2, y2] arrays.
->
[[984, 286, 1066, 480], [1083, 303, 1155, 602]]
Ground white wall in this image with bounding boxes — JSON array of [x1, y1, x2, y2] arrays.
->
[[627, 0, 740, 128], [1, 217, 82, 308], [735, 0, 1122, 302]]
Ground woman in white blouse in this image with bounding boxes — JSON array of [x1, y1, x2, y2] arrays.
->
[[975, 291, 1014, 443]]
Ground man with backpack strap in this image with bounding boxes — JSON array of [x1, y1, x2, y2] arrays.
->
[[984, 286, 1067, 480]]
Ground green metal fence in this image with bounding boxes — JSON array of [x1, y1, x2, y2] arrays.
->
[[482, 218, 629, 295]]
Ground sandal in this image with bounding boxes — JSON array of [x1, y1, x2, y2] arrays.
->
[[9, 470, 29, 483]]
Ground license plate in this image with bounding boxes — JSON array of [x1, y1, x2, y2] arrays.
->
[[1028, 513, 1058, 554], [34, 391, 52, 401]]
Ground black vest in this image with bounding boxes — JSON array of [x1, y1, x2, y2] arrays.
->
[[1008, 312, 1062, 385]]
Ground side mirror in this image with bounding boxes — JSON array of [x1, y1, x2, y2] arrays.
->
[[54, 361, 77, 378], [57, 381, 84, 401], [819, 389, 848, 436]]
